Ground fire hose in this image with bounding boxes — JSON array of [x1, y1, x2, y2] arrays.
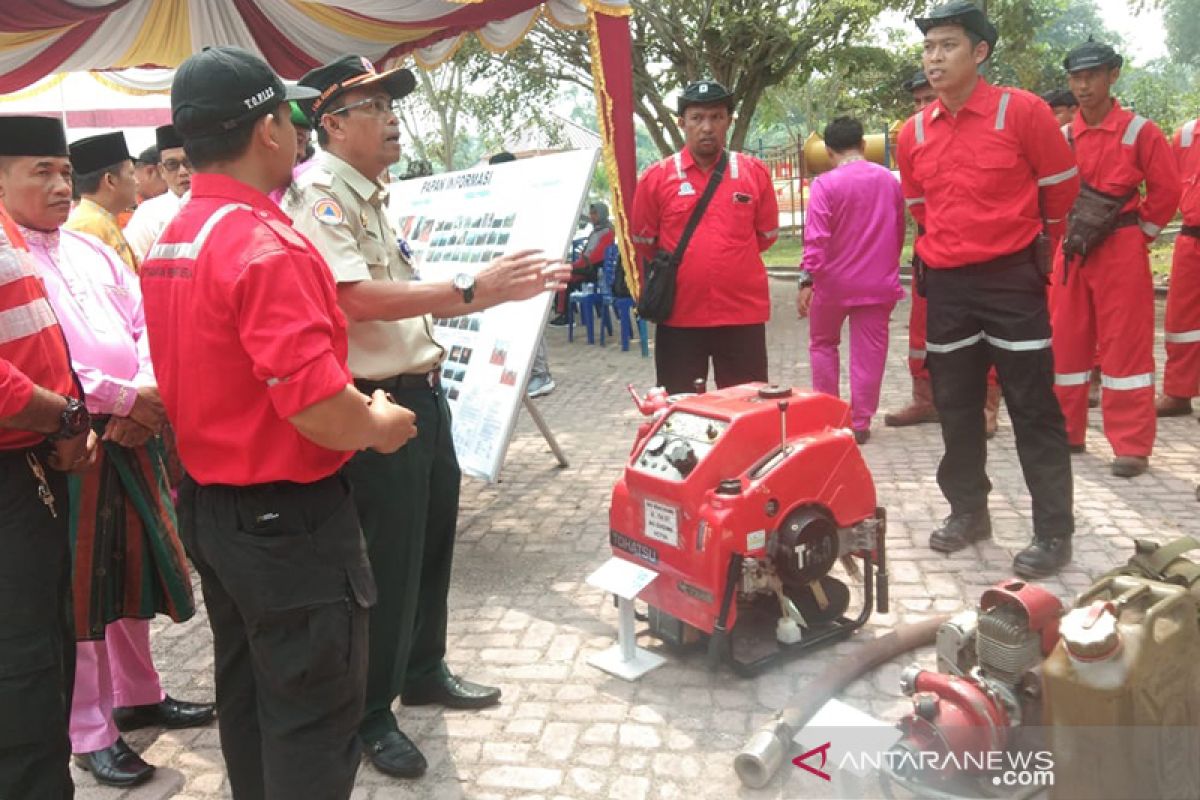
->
[[734, 616, 947, 789]]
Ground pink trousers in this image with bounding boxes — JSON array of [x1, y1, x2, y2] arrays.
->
[[809, 297, 896, 431], [70, 618, 164, 753]]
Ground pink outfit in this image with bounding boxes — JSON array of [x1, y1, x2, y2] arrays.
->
[[71, 621, 164, 751], [801, 160, 905, 430], [22, 225, 165, 753], [20, 227, 154, 416]]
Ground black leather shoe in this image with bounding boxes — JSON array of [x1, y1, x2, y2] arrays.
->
[[929, 510, 992, 554], [363, 731, 427, 779], [1013, 537, 1072, 579], [113, 694, 216, 732], [73, 737, 155, 787], [402, 664, 501, 710]]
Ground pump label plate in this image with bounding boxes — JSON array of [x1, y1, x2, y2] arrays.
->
[[643, 499, 680, 547]]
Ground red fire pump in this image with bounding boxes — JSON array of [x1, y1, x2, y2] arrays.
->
[[885, 580, 1063, 796], [609, 382, 888, 676]]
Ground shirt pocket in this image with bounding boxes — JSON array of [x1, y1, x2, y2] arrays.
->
[[359, 236, 389, 279], [911, 147, 942, 182]]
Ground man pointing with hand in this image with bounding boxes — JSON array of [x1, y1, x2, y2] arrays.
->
[[285, 55, 569, 781]]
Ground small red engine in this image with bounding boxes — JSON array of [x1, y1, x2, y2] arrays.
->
[[609, 382, 888, 675], [888, 580, 1063, 793]]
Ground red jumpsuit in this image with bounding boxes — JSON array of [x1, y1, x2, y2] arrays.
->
[[1051, 102, 1181, 457], [1162, 119, 1200, 399]]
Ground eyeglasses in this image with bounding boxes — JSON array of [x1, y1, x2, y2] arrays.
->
[[326, 96, 399, 118], [162, 158, 192, 173]]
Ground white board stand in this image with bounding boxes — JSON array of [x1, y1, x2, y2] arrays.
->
[[586, 558, 665, 680], [521, 396, 569, 468]]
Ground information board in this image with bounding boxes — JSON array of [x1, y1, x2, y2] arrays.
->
[[385, 148, 598, 482]]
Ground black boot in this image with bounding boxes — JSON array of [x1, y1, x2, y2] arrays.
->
[[929, 510, 992, 553], [1013, 537, 1072, 579]]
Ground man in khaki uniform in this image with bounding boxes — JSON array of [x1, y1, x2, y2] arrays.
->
[[285, 55, 568, 781]]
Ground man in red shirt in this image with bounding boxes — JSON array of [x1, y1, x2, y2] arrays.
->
[[1158, 118, 1200, 418], [139, 47, 416, 800], [888, 68, 1005, 436], [897, 1, 1080, 578], [1052, 40, 1180, 478], [0, 116, 97, 799], [631, 80, 780, 393]]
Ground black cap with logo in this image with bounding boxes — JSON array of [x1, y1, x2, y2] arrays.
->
[[902, 69, 930, 92], [915, 1, 999, 57], [171, 46, 319, 140], [299, 56, 416, 122], [69, 132, 132, 174], [0, 115, 68, 157], [1063, 37, 1123, 73], [677, 80, 735, 116]]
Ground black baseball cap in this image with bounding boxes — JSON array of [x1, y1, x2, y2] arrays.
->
[[172, 46, 319, 140], [916, 1, 999, 57], [902, 69, 930, 92], [300, 55, 416, 121], [0, 115, 68, 157], [69, 132, 131, 174], [1064, 38, 1123, 73], [677, 80, 735, 116]]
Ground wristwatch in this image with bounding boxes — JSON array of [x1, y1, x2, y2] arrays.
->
[[453, 273, 476, 304], [797, 269, 814, 289], [47, 396, 90, 441]]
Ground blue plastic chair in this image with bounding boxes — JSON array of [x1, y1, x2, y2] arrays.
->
[[567, 282, 601, 344], [599, 246, 649, 355]]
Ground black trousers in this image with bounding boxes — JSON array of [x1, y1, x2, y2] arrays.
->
[[654, 322, 769, 395], [925, 256, 1074, 539], [0, 447, 74, 800], [178, 473, 374, 800], [347, 381, 461, 742]]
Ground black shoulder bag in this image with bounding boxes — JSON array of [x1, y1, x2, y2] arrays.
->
[[637, 152, 728, 323]]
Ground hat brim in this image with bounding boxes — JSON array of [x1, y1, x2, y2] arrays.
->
[[1064, 55, 1123, 73], [315, 67, 416, 117], [915, 15, 998, 50], [284, 83, 321, 102]]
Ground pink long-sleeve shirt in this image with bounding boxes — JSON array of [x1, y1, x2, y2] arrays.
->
[[801, 159, 906, 306], [21, 225, 153, 417]]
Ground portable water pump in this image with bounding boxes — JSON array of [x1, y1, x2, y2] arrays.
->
[[608, 382, 887, 675], [885, 580, 1063, 795]]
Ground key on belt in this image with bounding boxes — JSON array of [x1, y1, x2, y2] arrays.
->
[[26, 452, 58, 519]]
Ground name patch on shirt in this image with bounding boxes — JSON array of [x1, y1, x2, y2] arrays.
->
[[312, 198, 345, 226], [732, 192, 752, 204]]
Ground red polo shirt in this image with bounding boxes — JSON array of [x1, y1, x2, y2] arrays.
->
[[898, 78, 1079, 269], [139, 174, 353, 486], [631, 147, 779, 327], [1174, 119, 1200, 226], [0, 204, 77, 450], [1067, 101, 1179, 238]]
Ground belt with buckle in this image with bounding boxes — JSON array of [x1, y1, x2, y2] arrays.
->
[[355, 371, 440, 395]]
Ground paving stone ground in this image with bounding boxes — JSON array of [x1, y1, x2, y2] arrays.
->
[[84, 278, 1200, 800]]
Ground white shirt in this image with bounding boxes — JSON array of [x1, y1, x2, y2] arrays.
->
[[124, 189, 187, 260]]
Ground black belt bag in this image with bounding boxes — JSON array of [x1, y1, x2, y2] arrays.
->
[[1062, 182, 1137, 261], [637, 152, 727, 324]]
